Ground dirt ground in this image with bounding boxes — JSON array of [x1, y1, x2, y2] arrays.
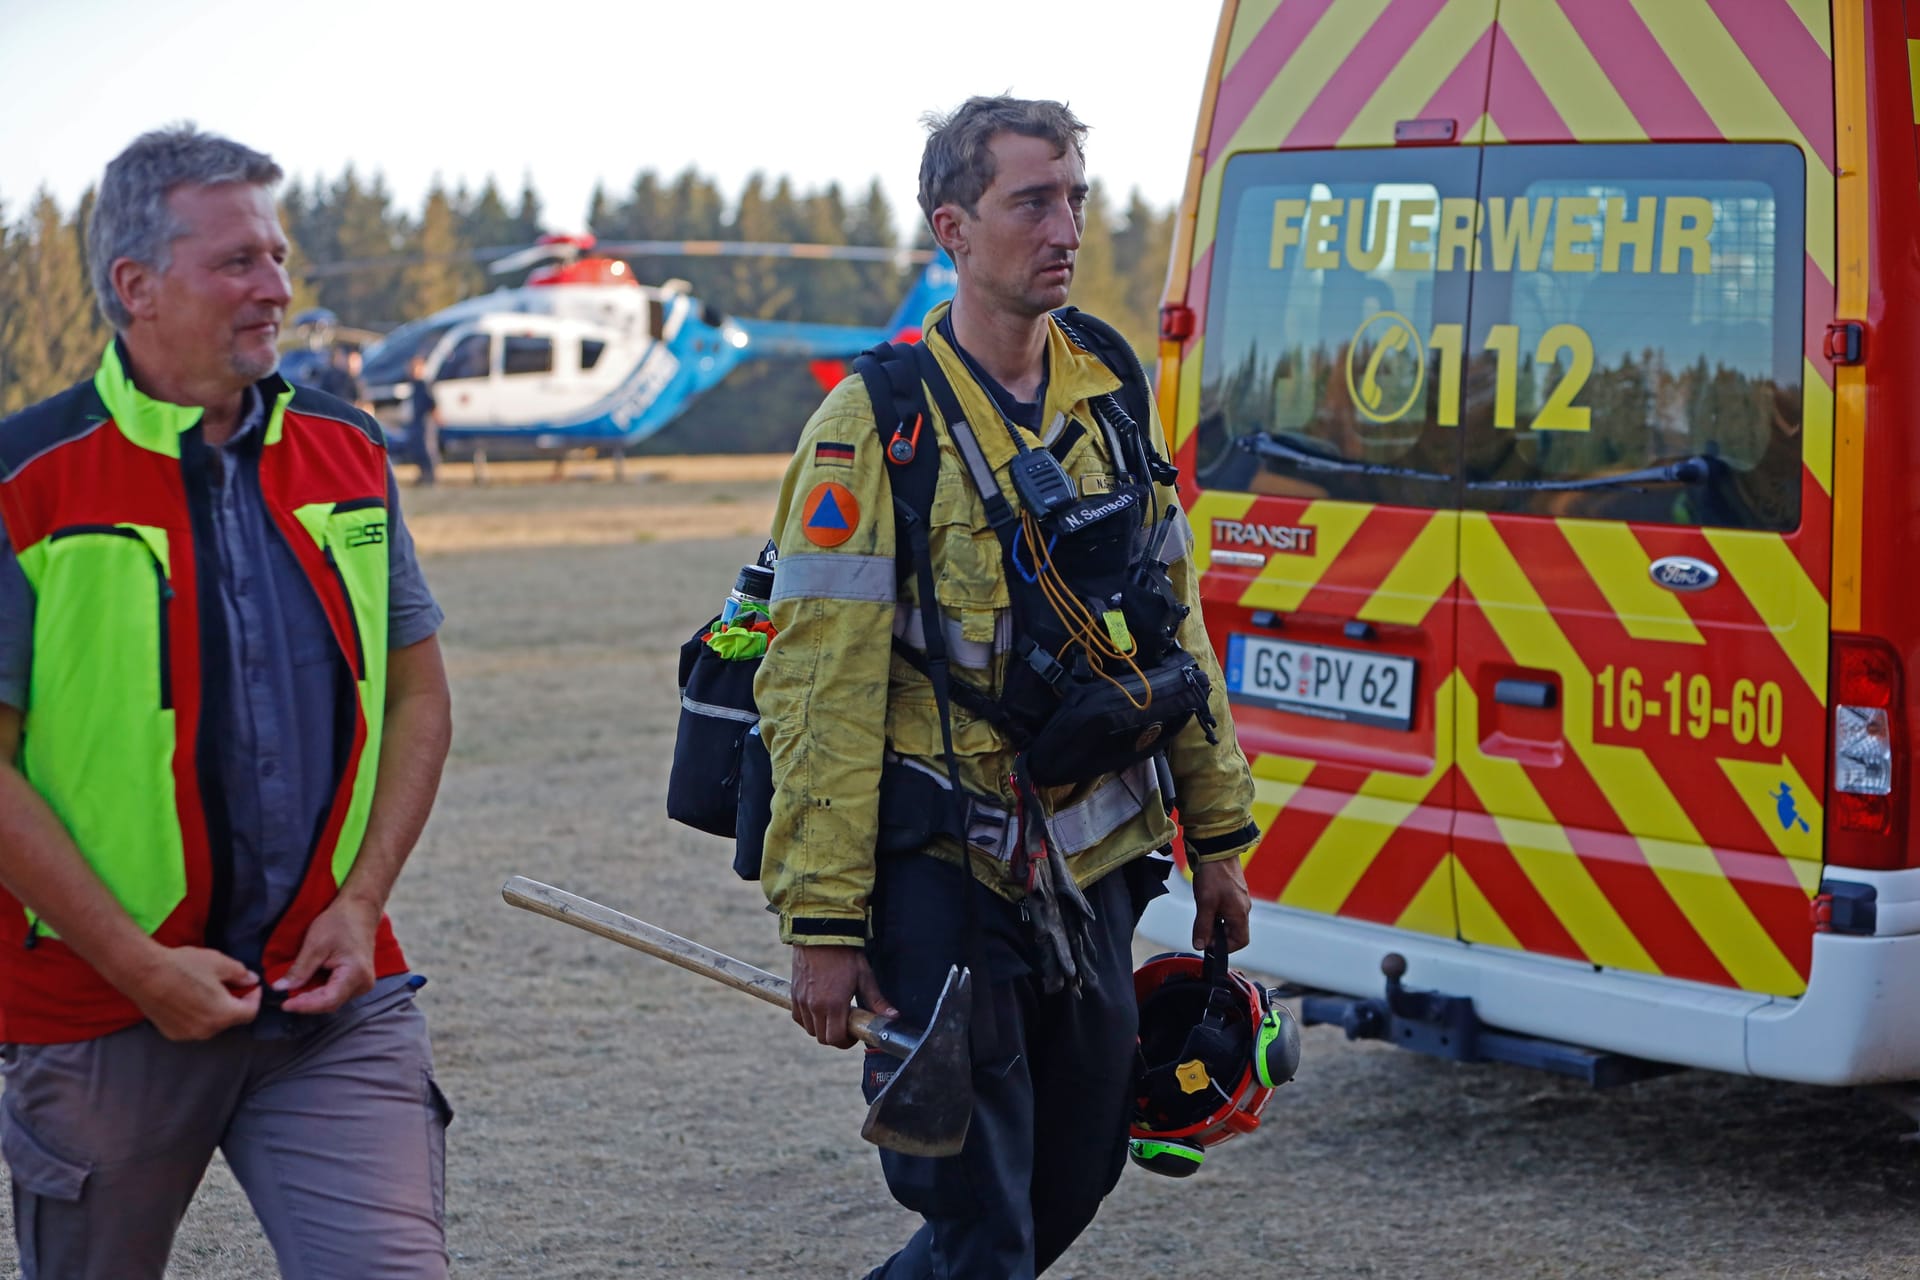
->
[[22, 457, 1920, 1277]]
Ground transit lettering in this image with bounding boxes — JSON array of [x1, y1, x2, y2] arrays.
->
[[1211, 518, 1317, 554]]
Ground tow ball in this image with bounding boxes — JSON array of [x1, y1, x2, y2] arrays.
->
[[1299, 953, 1680, 1088]]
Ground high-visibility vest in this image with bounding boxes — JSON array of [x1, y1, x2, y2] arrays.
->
[[0, 341, 406, 1042]]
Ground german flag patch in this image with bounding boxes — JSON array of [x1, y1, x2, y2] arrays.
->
[[814, 440, 857, 467]]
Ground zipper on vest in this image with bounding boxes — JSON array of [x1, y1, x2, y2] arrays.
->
[[48, 524, 173, 709], [322, 547, 367, 680]]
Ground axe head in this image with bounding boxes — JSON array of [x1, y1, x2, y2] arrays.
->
[[861, 966, 973, 1158]]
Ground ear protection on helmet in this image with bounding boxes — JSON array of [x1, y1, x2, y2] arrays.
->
[[1129, 924, 1299, 1177]]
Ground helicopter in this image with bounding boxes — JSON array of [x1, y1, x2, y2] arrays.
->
[[352, 233, 955, 458]]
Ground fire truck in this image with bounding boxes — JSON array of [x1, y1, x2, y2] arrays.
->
[[1140, 0, 1920, 1088]]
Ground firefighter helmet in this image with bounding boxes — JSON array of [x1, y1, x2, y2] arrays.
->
[[1128, 935, 1300, 1177]]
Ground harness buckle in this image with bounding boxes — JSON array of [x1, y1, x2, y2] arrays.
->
[[1020, 639, 1067, 688]]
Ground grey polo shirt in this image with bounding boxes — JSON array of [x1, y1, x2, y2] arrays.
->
[[0, 387, 443, 976]]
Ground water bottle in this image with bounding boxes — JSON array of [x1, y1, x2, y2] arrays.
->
[[720, 563, 775, 623]]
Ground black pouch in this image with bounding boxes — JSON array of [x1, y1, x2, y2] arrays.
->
[[666, 619, 762, 838], [876, 759, 950, 857], [733, 724, 773, 880], [1021, 652, 1213, 788]]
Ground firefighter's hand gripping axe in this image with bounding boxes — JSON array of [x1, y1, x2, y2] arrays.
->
[[502, 876, 973, 1157]]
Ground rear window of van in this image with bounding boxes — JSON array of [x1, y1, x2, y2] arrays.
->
[[1195, 143, 1807, 532]]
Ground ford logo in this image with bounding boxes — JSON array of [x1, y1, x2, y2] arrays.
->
[[1649, 556, 1719, 593]]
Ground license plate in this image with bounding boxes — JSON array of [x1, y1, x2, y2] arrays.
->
[[1224, 634, 1417, 730]]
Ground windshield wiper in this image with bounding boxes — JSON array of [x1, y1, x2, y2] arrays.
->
[[1466, 455, 1718, 494], [1238, 431, 1449, 482]]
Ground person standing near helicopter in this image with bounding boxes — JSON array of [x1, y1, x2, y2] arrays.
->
[[405, 354, 442, 486]]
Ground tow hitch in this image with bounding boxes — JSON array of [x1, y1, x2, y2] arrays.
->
[[1298, 954, 1681, 1089]]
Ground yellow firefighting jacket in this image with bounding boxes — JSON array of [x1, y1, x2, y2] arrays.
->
[[755, 305, 1258, 945]]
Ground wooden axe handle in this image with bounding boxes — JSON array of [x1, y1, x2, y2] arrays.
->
[[501, 876, 914, 1056]]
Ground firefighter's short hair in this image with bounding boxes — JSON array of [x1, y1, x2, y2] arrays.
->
[[918, 96, 1088, 235]]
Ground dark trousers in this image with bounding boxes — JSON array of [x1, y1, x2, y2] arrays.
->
[[411, 418, 438, 485], [862, 852, 1164, 1280]]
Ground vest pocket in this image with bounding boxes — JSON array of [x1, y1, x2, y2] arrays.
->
[[43, 525, 172, 710], [22, 523, 187, 934]]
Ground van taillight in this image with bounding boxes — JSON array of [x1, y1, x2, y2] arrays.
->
[[1826, 635, 1909, 869], [1160, 304, 1195, 342]]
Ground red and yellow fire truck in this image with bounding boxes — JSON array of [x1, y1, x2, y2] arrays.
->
[[1141, 0, 1920, 1086]]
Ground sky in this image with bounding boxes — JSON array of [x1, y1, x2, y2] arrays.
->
[[0, 0, 1220, 239]]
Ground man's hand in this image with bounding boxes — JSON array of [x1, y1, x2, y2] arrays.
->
[[273, 894, 380, 1015], [129, 945, 262, 1041], [1191, 854, 1252, 952], [790, 944, 898, 1049]]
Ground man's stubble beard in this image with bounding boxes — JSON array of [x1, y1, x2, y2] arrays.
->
[[230, 347, 279, 383]]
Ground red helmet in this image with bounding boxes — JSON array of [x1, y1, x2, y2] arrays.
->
[[1129, 938, 1300, 1177]]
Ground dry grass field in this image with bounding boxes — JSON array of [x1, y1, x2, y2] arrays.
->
[[13, 456, 1920, 1277]]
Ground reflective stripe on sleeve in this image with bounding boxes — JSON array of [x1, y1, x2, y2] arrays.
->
[[770, 552, 896, 604], [892, 602, 1013, 669]]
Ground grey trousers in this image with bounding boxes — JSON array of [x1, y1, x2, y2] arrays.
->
[[0, 980, 450, 1280]]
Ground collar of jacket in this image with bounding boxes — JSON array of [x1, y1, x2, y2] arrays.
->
[[920, 301, 1123, 473], [93, 337, 298, 459]]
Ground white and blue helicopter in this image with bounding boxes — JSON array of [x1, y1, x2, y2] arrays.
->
[[354, 233, 955, 454]]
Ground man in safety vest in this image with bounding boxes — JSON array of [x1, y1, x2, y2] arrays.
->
[[0, 127, 453, 1278], [757, 96, 1260, 1277]]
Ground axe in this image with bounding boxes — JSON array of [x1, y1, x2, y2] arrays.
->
[[502, 876, 973, 1157]]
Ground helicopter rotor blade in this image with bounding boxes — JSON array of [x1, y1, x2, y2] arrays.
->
[[302, 239, 932, 282], [595, 240, 931, 267], [486, 243, 572, 276]]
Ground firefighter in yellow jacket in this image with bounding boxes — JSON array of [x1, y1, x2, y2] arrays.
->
[[755, 97, 1259, 1278]]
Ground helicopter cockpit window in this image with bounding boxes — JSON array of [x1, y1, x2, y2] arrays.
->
[[438, 333, 492, 382], [361, 320, 454, 385], [502, 335, 554, 377], [580, 339, 606, 371]]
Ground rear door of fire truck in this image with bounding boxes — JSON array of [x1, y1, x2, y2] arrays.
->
[[1173, 0, 1499, 940], [1448, 2, 1834, 1005]]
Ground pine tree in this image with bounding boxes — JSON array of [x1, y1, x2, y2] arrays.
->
[[512, 175, 543, 243], [1069, 181, 1133, 340], [586, 182, 611, 236], [322, 167, 405, 327], [458, 178, 522, 291], [0, 195, 23, 411], [725, 175, 792, 318], [797, 183, 862, 325], [277, 203, 321, 322], [3, 191, 107, 413], [849, 180, 902, 327], [1114, 191, 1174, 341], [400, 182, 468, 320]]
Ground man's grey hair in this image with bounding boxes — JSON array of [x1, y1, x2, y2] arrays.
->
[[917, 96, 1088, 236], [88, 124, 283, 329]]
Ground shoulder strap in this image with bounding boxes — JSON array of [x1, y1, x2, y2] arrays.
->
[[853, 341, 968, 823], [1051, 307, 1178, 487], [853, 342, 924, 456], [909, 343, 1020, 538]]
